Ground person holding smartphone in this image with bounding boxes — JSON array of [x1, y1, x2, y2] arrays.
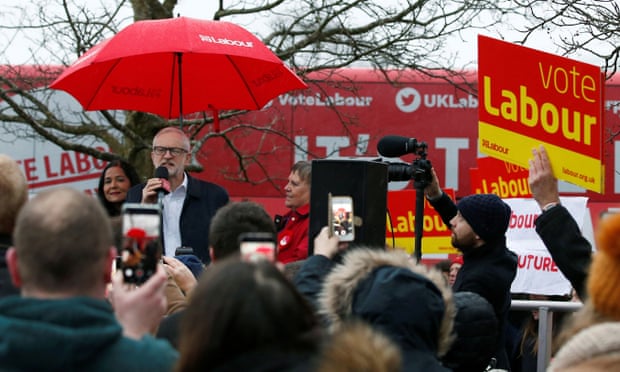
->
[[276, 161, 312, 264], [0, 188, 177, 371]]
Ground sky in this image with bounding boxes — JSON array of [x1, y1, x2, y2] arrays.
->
[[0, 0, 608, 69]]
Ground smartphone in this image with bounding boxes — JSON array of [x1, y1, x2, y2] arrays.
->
[[238, 232, 277, 263], [329, 195, 355, 242], [120, 203, 162, 284]]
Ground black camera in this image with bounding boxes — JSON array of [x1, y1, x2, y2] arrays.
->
[[387, 159, 433, 186], [385, 139, 432, 188]]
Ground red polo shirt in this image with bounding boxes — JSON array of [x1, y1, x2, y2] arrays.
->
[[277, 203, 310, 264]]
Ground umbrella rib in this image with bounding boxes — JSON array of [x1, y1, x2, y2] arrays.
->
[[225, 55, 260, 109]]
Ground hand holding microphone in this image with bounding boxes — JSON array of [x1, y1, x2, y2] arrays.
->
[[141, 166, 171, 204], [154, 166, 170, 205]]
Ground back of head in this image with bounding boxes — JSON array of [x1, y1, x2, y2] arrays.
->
[[441, 291, 498, 371], [317, 320, 402, 372], [457, 194, 511, 243], [177, 258, 319, 370], [0, 154, 28, 235], [208, 201, 277, 260], [13, 187, 113, 295]]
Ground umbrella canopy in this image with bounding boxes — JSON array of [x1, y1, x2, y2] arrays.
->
[[50, 17, 307, 120]]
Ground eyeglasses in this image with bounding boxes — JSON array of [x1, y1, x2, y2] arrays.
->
[[152, 146, 188, 156]]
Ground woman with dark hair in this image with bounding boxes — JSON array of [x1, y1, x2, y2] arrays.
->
[[176, 258, 321, 371], [97, 159, 141, 216]]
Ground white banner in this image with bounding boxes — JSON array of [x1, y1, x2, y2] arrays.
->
[[505, 197, 589, 296]]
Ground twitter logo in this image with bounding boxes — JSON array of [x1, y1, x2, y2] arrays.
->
[[395, 87, 421, 113]]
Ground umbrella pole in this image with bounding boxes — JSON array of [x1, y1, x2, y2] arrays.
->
[[177, 52, 183, 128]]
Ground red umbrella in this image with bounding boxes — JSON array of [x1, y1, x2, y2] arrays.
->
[[49, 17, 307, 126]]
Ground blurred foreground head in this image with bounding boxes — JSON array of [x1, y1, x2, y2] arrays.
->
[[177, 258, 320, 371], [319, 248, 455, 371], [11, 187, 113, 297], [0, 154, 28, 234]]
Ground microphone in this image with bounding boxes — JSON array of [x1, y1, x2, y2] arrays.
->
[[377, 135, 420, 157], [154, 166, 170, 204]]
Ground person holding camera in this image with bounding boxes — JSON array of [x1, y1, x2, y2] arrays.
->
[[0, 188, 177, 371], [126, 126, 229, 264], [424, 168, 517, 370]]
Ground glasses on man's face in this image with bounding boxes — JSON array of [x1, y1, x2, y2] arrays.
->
[[152, 146, 188, 157]]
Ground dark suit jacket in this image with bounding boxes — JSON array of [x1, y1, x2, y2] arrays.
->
[[126, 173, 229, 264]]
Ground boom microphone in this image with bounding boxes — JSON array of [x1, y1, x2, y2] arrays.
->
[[377, 135, 420, 157], [154, 166, 170, 204]]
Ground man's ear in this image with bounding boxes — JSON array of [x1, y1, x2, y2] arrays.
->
[[209, 246, 215, 263], [6, 247, 22, 288], [104, 247, 117, 283]]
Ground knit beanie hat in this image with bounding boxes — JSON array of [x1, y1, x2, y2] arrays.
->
[[456, 194, 511, 243], [589, 212, 620, 320]]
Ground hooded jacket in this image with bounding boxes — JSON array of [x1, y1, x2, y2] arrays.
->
[[318, 248, 455, 372], [0, 296, 178, 371]]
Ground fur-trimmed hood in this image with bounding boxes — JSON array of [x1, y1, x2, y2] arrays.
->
[[318, 248, 455, 370]]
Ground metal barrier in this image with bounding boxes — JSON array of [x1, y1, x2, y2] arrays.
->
[[510, 300, 583, 372]]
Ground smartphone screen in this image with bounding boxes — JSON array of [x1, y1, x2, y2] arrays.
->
[[330, 195, 355, 242], [120, 203, 162, 284], [238, 232, 277, 263]]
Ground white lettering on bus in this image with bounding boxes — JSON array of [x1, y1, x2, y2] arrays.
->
[[278, 93, 373, 107]]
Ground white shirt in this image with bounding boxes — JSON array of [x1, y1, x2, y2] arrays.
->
[[162, 173, 188, 257]]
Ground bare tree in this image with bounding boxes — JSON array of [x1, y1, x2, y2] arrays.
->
[[0, 0, 617, 186], [505, 0, 619, 79]]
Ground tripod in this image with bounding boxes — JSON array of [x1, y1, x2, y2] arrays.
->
[[410, 146, 432, 262]]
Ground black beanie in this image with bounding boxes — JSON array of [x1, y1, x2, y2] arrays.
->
[[456, 194, 511, 242]]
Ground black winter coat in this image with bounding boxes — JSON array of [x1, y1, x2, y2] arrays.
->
[[429, 192, 518, 370]]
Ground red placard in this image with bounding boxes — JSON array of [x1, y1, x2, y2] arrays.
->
[[478, 35, 604, 192]]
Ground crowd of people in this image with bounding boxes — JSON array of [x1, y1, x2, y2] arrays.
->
[[1, 134, 618, 371]]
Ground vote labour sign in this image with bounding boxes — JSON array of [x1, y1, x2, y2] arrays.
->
[[469, 157, 531, 198], [385, 189, 458, 256], [478, 35, 604, 193]]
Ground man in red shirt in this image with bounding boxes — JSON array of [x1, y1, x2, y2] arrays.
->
[[276, 161, 311, 264]]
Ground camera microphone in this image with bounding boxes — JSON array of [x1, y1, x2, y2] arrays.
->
[[154, 166, 170, 204], [377, 135, 419, 157]]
